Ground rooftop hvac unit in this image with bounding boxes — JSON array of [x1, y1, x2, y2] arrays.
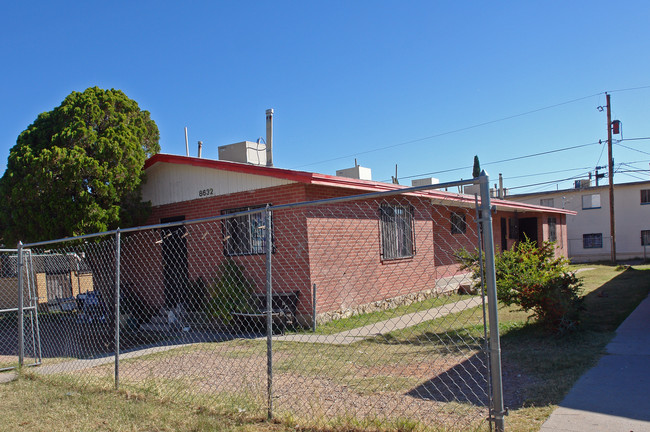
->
[[411, 177, 440, 187], [218, 141, 267, 166], [336, 165, 372, 180], [463, 184, 481, 195]]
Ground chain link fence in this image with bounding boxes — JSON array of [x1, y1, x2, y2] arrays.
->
[[0, 249, 41, 371], [8, 177, 505, 431]]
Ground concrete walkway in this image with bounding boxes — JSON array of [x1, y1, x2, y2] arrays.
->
[[275, 296, 483, 345], [540, 293, 650, 432]]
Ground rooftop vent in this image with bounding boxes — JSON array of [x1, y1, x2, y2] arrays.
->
[[336, 165, 372, 180], [411, 177, 440, 187], [218, 141, 267, 165]]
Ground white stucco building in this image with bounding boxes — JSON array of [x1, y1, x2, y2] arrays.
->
[[507, 180, 650, 262]]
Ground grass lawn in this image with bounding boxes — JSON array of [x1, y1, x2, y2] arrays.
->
[[0, 373, 290, 432], [298, 293, 474, 335], [0, 264, 648, 431], [503, 263, 650, 431]]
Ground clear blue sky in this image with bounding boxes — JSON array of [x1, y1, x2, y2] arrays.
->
[[2, 1, 649, 193]]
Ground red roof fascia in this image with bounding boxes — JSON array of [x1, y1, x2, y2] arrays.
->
[[144, 153, 316, 183], [144, 154, 575, 215]]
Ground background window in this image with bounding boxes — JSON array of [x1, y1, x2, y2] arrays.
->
[[540, 198, 554, 207], [450, 212, 467, 234], [641, 189, 650, 204], [380, 204, 414, 260], [222, 206, 270, 255], [582, 194, 601, 209], [642, 230, 650, 246], [548, 217, 557, 242], [583, 233, 603, 249]]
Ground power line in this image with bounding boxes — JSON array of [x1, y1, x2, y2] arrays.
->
[[396, 141, 600, 181], [511, 162, 649, 192], [607, 85, 650, 94], [508, 172, 592, 191], [595, 139, 606, 167], [291, 92, 605, 169], [504, 166, 593, 180], [614, 142, 650, 156], [621, 137, 650, 141], [618, 171, 647, 181]]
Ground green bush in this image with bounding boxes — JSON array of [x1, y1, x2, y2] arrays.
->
[[206, 260, 255, 323], [456, 238, 583, 334]]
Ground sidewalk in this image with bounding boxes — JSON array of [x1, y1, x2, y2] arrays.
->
[[540, 293, 650, 432]]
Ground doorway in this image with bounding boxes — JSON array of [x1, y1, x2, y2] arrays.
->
[[500, 217, 507, 251], [161, 216, 188, 309], [518, 217, 538, 244]]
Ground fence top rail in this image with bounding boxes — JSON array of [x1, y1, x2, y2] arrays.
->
[[21, 175, 488, 248]]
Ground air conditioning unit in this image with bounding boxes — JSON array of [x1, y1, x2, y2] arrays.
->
[[218, 141, 267, 165], [463, 184, 481, 195], [574, 179, 591, 189], [411, 177, 440, 187], [336, 165, 372, 180]]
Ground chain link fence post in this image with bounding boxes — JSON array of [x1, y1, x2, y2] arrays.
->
[[265, 205, 273, 420], [479, 172, 505, 432], [114, 228, 121, 390], [17, 241, 24, 367]]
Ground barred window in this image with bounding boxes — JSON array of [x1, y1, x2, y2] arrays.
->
[[450, 212, 466, 234], [222, 206, 271, 255], [380, 204, 414, 260], [642, 230, 650, 246], [548, 217, 557, 242], [583, 233, 603, 249]]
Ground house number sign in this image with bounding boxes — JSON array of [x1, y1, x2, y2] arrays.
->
[[198, 188, 214, 198]]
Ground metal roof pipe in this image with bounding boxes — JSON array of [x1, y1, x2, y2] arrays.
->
[[198, 141, 203, 158], [266, 108, 274, 167]]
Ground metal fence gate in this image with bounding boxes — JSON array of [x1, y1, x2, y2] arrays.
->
[[0, 249, 42, 371], [8, 174, 505, 431]]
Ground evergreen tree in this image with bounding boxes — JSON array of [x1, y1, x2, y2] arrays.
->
[[0, 87, 160, 243]]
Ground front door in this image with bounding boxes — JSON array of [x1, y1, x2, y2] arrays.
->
[[161, 216, 188, 309]]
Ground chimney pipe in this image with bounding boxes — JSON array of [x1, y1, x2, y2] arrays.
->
[[266, 108, 274, 167], [184, 127, 189, 157], [498, 173, 504, 199], [198, 141, 203, 158]]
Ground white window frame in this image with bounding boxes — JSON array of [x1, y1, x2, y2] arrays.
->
[[582, 194, 601, 210]]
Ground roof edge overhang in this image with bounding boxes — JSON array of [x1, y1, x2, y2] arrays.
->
[[144, 154, 575, 215]]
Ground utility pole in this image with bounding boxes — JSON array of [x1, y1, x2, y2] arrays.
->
[[606, 93, 616, 263]]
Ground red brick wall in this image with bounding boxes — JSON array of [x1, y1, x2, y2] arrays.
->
[[303, 186, 439, 316], [124, 181, 569, 320], [122, 183, 310, 309]]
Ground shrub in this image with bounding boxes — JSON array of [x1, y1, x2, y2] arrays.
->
[[456, 238, 583, 334], [206, 260, 256, 323]]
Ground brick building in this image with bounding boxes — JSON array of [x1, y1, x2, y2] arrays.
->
[[136, 154, 572, 324]]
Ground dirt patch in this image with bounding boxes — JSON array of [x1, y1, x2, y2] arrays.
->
[[84, 347, 491, 429]]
